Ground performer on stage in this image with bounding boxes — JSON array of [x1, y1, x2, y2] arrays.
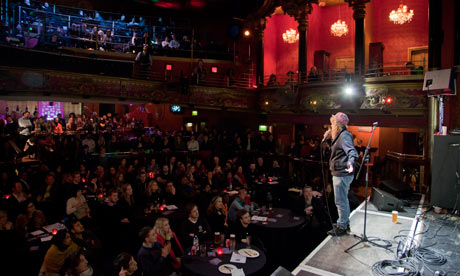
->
[[323, 112, 358, 236]]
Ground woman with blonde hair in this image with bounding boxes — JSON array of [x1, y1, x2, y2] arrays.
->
[[144, 180, 163, 208], [153, 217, 184, 271]]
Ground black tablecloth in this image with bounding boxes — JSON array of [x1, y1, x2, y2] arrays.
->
[[182, 244, 266, 276], [135, 207, 186, 229], [251, 208, 305, 229]]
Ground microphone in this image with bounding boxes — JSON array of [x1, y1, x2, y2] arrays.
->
[[322, 130, 331, 143], [373, 122, 379, 127]]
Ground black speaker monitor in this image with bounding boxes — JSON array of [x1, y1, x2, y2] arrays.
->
[[379, 179, 413, 199], [431, 135, 460, 209], [370, 187, 404, 212], [271, 266, 294, 276], [423, 68, 456, 96]]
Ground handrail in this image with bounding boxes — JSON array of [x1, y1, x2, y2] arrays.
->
[[262, 60, 427, 86], [22, 0, 191, 29], [386, 151, 425, 159], [14, 5, 235, 60]]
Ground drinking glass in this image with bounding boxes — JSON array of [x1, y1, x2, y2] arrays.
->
[[246, 235, 251, 248], [220, 233, 225, 246], [200, 244, 207, 257], [214, 232, 220, 246]]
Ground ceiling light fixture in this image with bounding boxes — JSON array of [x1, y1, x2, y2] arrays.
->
[[389, 3, 414, 24]]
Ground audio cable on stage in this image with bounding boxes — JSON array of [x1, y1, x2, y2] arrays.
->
[[372, 257, 420, 276], [320, 135, 339, 237]]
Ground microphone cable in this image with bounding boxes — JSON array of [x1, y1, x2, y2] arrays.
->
[[320, 134, 338, 237]]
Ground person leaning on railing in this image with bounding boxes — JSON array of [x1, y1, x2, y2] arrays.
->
[[135, 45, 152, 78]]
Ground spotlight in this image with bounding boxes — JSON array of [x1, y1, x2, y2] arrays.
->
[[211, 66, 218, 73], [264, 101, 269, 105], [385, 97, 393, 104], [345, 86, 354, 95], [165, 64, 173, 71], [244, 30, 251, 37]]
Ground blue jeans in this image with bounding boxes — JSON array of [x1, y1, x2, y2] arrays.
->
[[332, 175, 354, 229]]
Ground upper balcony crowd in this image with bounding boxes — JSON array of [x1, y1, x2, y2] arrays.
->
[[1, 0, 234, 60]]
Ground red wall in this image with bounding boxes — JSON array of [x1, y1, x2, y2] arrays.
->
[[129, 104, 183, 130], [372, 0, 429, 64], [264, 1, 428, 75], [307, 4, 355, 71], [264, 5, 355, 78], [264, 14, 299, 78]]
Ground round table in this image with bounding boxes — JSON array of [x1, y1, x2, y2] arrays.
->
[[251, 208, 305, 229], [182, 244, 266, 276], [251, 208, 305, 272], [135, 207, 186, 230]]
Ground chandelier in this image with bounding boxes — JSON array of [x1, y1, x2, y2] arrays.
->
[[330, 19, 349, 37], [330, 4, 348, 37], [389, 4, 414, 24], [282, 28, 299, 43]]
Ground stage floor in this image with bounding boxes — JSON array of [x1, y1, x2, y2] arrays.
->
[[292, 197, 424, 276]]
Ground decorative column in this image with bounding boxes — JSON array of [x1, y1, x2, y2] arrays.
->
[[282, 0, 317, 83], [297, 10, 308, 83], [428, 0, 443, 70], [254, 18, 266, 87], [345, 0, 369, 76]]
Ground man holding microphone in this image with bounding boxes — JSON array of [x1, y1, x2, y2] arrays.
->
[[323, 112, 358, 236]]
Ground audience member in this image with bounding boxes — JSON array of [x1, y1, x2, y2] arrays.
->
[[41, 229, 80, 275], [135, 45, 152, 77], [113, 252, 138, 276], [153, 217, 183, 271], [206, 195, 228, 234], [231, 209, 264, 250], [68, 219, 101, 266], [137, 226, 173, 276], [193, 59, 207, 84], [61, 250, 94, 276], [267, 74, 280, 86], [66, 186, 91, 223], [228, 189, 248, 223], [180, 203, 211, 249]]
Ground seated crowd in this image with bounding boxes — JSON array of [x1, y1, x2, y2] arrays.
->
[[0, 109, 336, 275], [2, 0, 232, 60]]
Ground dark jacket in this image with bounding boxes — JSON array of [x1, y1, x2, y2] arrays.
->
[[137, 243, 172, 276], [230, 222, 264, 251], [329, 129, 358, 177], [180, 217, 211, 249]]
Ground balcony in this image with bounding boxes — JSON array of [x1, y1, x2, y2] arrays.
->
[[0, 66, 256, 111]]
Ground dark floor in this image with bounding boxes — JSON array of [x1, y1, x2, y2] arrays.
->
[[293, 196, 460, 276], [417, 211, 460, 276]]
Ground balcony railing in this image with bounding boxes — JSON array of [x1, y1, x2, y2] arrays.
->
[[263, 60, 426, 87], [10, 3, 234, 61]]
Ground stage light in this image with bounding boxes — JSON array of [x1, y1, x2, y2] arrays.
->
[[244, 30, 250, 37], [211, 66, 218, 73], [192, 110, 198, 116], [165, 64, 173, 71], [386, 97, 393, 104], [264, 101, 269, 105], [186, 122, 193, 127], [344, 86, 354, 95]]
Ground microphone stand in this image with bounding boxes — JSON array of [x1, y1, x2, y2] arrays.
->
[[344, 123, 391, 253]]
